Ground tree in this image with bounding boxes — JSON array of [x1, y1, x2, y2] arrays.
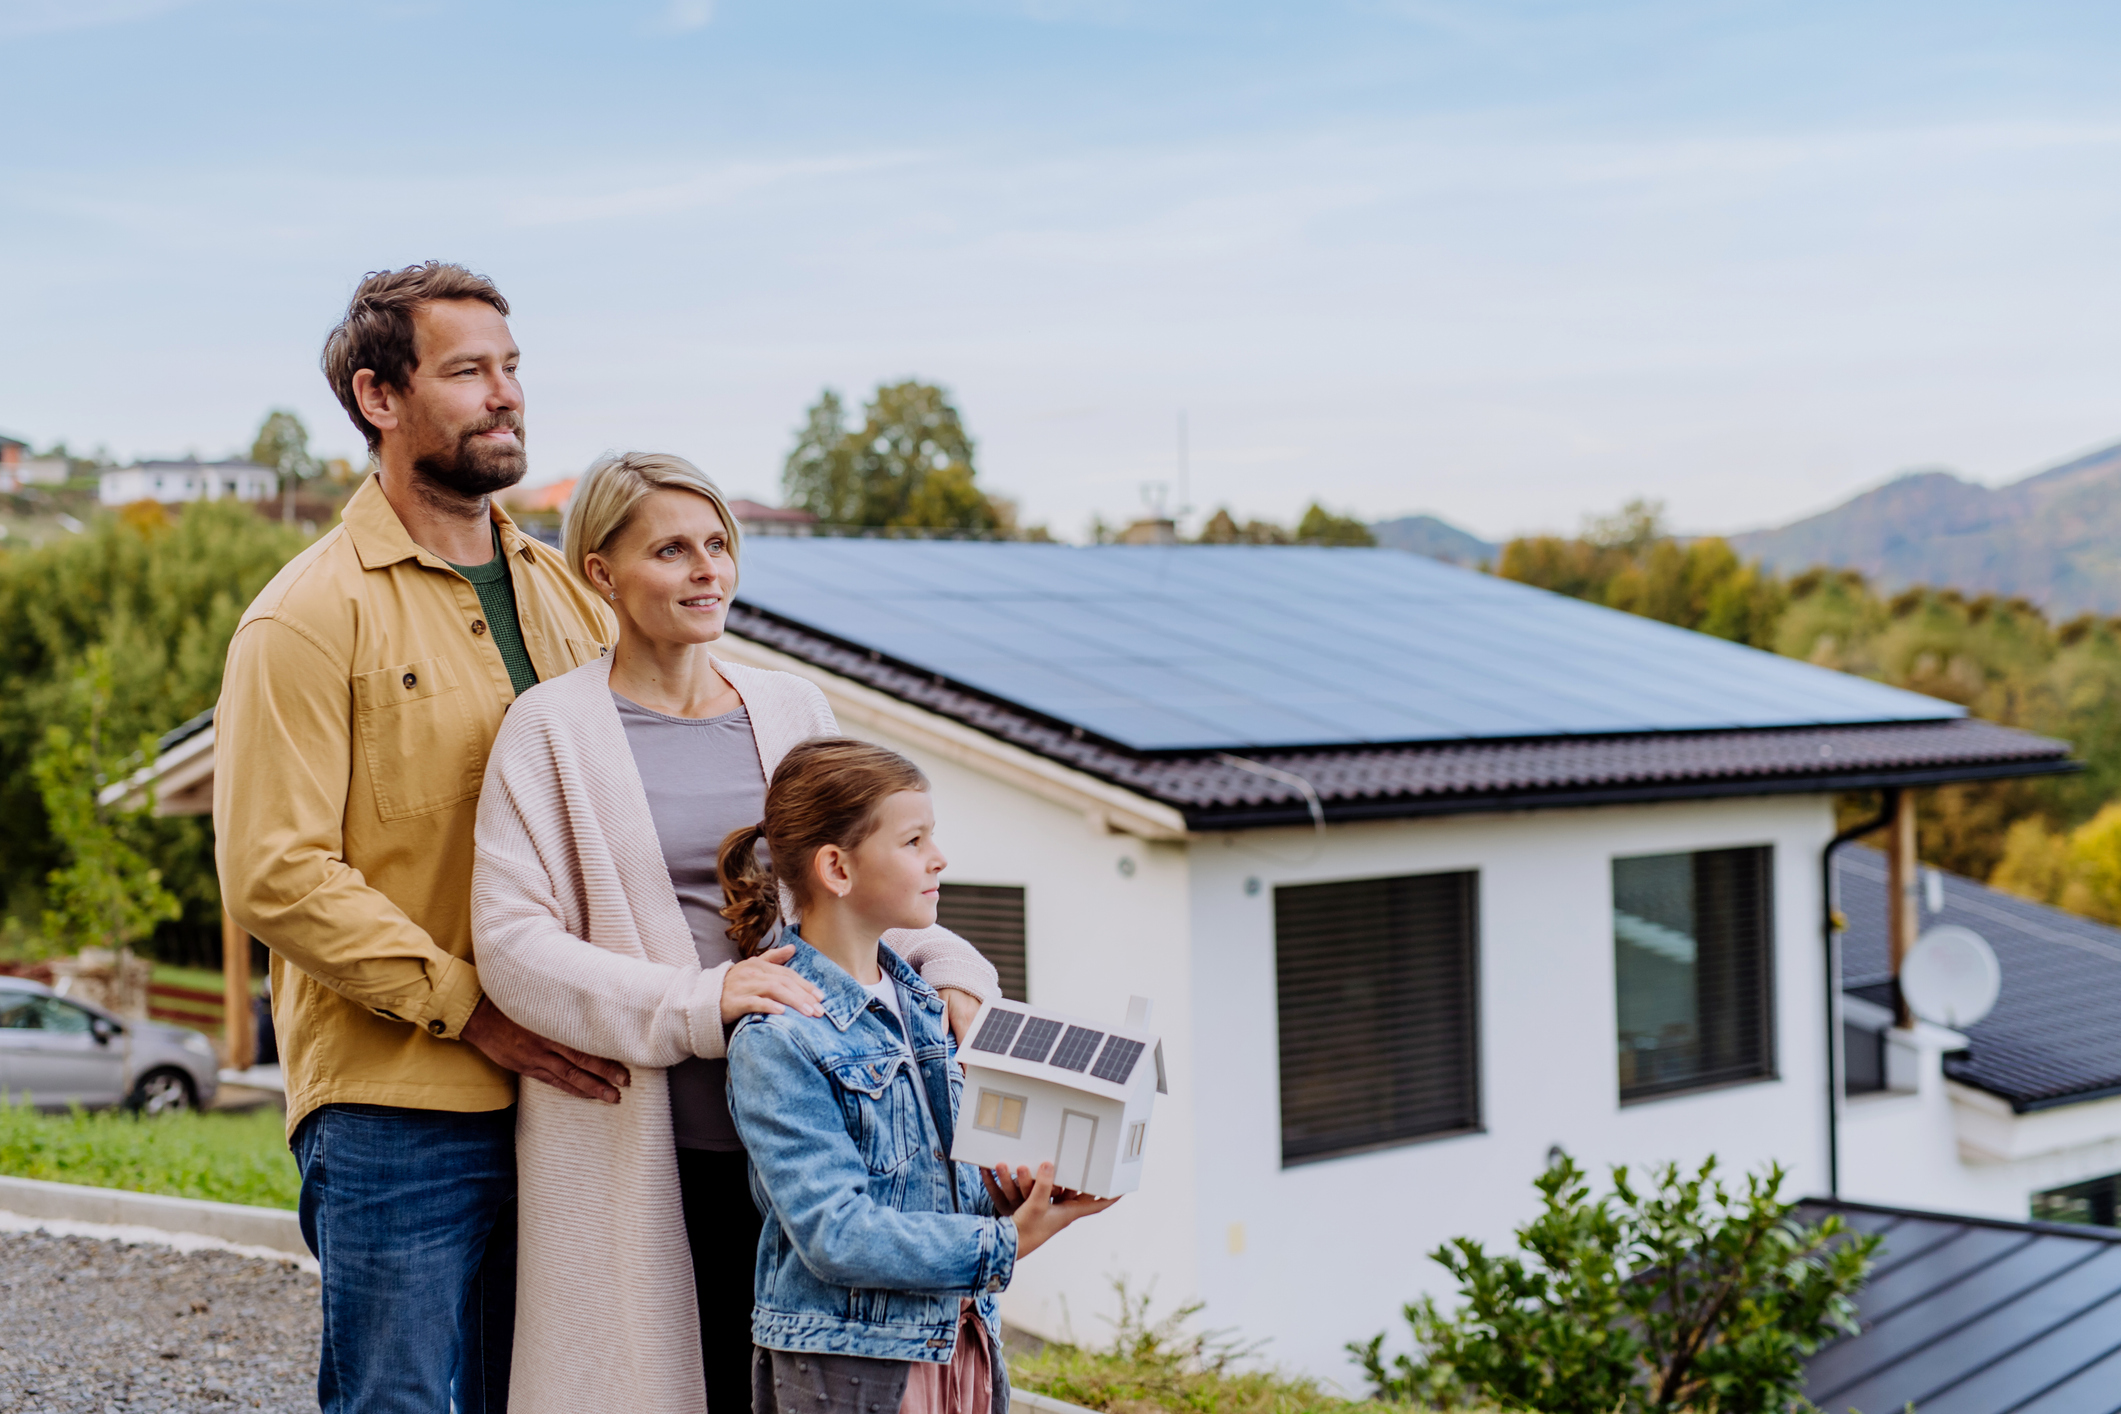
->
[[1351, 1155, 1877, 1414], [780, 382, 1001, 532], [251, 409, 321, 525], [29, 648, 180, 957], [0, 500, 309, 958], [1294, 502, 1376, 546], [1193, 508, 1291, 544]]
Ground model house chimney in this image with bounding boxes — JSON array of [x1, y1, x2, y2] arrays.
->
[[1886, 792, 1919, 1027]]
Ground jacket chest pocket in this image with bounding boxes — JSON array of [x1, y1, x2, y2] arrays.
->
[[563, 637, 610, 668], [829, 1056, 924, 1176], [352, 657, 485, 821]]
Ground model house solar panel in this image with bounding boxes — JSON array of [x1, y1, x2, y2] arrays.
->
[[1049, 1026, 1105, 1072], [731, 540, 1962, 752], [1091, 1036, 1146, 1085], [971, 1008, 1026, 1054], [1011, 1016, 1064, 1063]]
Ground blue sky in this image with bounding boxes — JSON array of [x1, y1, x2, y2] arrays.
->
[[6, 0, 2121, 541]]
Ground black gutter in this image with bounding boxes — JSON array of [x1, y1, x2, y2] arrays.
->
[[1178, 758, 2075, 831], [1821, 790, 1900, 1199]]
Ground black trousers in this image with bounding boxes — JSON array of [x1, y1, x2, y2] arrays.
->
[[679, 1147, 767, 1414]]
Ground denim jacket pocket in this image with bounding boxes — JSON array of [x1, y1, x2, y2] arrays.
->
[[827, 1055, 923, 1175]]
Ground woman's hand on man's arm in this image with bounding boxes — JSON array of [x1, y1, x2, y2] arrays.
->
[[719, 944, 827, 1025]]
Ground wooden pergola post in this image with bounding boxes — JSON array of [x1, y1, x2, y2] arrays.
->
[[222, 905, 253, 1072], [1885, 791, 1919, 1029]]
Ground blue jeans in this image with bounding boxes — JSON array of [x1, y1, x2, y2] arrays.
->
[[293, 1103, 517, 1414]]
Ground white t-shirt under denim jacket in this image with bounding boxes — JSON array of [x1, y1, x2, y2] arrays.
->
[[727, 929, 1012, 1414]]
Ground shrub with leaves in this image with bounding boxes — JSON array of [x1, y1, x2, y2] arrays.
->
[[1350, 1155, 1877, 1414]]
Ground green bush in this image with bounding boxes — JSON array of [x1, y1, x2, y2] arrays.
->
[[0, 1099, 298, 1209], [1350, 1156, 1876, 1414], [1011, 1281, 1435, 1414]]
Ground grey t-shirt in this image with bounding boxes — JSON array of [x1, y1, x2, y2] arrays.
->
[[612, 692, 767, 1151]]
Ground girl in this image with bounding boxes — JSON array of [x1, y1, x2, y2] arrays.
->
[[721, 737, 1116, 1414]]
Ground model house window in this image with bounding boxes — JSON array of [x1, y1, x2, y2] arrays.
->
[[973, 1088, 1027, 1138], [1275, 869, 1480, 1166], [1125, 1120, 1147, 1159], [1614, 846, 1774, 1102], [937, 883, 1028, 1001], [2033, 1172, 2121, 1228]]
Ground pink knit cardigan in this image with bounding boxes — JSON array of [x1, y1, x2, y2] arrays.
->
[[471, 653, 998, 1414]]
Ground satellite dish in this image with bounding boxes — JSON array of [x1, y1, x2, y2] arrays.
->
[[1900, 925, 2001, 1028]]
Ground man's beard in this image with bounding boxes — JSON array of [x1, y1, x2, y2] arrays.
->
[[412, 414, 528, 498]]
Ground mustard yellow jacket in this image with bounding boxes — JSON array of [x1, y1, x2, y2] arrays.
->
[[213, 475, 614, 1133]]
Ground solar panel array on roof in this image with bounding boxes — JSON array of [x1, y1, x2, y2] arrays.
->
[[733, 540, 1960, 751]]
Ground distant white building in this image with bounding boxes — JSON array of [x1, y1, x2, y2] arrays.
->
[[100, 458, 276, 506]]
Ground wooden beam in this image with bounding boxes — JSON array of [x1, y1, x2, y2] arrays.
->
[[221, 905, 252, 1072], [1886, 790, 1919, 1028]]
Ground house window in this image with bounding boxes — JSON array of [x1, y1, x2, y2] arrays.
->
[[1125, 1120, 1147, 1160], [972, 1088, 1027, 1138], [937, 883, 1028, 1001], [1614, 846, 1775, 1102], [2033, 1172, 2121, 1228], [1274, 870, 1480, 1165], [1843, 1021, 1887, 1095]]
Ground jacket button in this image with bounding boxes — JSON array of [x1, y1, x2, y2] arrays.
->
[[472, 620, 488, 636], [935, 1148, 946, 1160], [402, 672, 417, 688], [428, 1019, 445, 1035]]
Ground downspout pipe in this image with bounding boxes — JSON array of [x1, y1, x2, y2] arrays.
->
[[1821, 788, 1901, 1199]]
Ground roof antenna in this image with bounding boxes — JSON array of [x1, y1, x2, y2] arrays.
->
[[1176, 410, 1191, 534]]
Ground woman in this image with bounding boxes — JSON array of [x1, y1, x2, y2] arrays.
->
[[470, 452, 998, 1414]]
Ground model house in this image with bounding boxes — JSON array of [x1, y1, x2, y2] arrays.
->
[[98, 458, 276, 506], [125, 532, 2098, 1389], [951, 995, 1164, 1197]]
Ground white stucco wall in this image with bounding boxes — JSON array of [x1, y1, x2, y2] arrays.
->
[[1186, 794, 1838, 1384]]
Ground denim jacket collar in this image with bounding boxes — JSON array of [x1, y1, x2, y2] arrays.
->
[[783, 927, 941, 1034]]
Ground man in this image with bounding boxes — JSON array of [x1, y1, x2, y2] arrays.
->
[[215, 263, 630, 1412]]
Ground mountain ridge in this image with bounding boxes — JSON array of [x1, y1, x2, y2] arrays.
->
[[1728, 440, 2121, 617]]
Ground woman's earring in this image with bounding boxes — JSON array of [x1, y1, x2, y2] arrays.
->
[[608, 592, 617, 601]]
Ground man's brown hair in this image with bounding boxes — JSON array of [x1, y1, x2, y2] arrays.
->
[[321, 262, 510, 454]]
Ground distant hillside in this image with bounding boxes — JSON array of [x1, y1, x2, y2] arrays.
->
[[1372, 513, 1497, 566], [1729, 441, 2121, 616]]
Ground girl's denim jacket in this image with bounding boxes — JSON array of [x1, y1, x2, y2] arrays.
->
[[727, 931, 1017, 1361]]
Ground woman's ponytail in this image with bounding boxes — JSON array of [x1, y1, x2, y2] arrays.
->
[[718, 823, 782, 957]]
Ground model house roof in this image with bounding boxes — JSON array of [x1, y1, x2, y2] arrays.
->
[[963, 1002, 1162, 1100], [724, 540, 2073, 828], [1839, 846, 2121, 1112], [1801, 1198, 2121, 1411]]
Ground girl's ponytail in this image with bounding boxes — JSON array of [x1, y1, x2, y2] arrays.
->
[[718, 823, 782, 957]]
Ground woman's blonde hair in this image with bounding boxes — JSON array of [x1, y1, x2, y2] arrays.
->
[[563, 451, 743, 588], [718, 738, 931, 955]]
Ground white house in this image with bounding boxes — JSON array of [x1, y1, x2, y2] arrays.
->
[[99, 458, 276, 506], [699, 539, 2078, 1382], [126, 537, 2090, 1392], [952, 996, 1164, 1197]]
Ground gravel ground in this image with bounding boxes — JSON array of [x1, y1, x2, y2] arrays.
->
[[0, 1228, 319, 1412]]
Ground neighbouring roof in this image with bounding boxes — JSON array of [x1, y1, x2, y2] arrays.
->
[[1801, 1198, 2121, 1412], [1839, 847, 2121, 1112], [724, 543, 2073, 827], [730, 498, 819, 525], [735, 541, 1962, 751], [110, 458, 273, 475]]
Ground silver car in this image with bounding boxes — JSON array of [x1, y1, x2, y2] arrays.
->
[[0, 975, 221, 1113]]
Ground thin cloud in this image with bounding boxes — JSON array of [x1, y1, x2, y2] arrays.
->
[[0, 0, 199, 39], [658, 0, 712, 32], [503, 151, 934, 227]]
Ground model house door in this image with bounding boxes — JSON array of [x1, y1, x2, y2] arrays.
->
[[1055, 1110, 1098, 1191]]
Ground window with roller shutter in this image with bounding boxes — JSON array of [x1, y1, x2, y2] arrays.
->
[[936, 883, 1028, 1002], [1274, 870, 1480, 1166]]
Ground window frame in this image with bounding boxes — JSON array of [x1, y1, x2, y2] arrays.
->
[[1612, 843, 1779, 1107]]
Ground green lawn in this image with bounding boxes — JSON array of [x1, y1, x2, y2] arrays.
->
[[0, 1101, 298, 1209]]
